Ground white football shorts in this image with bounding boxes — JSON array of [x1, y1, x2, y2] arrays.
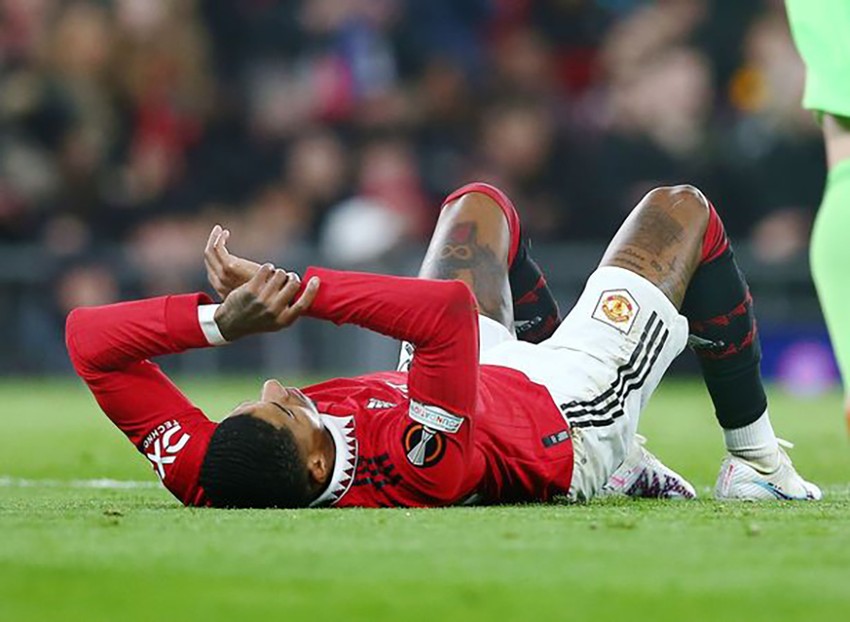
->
[[397, 266, 689, 502], [479, 266, 689, 501]]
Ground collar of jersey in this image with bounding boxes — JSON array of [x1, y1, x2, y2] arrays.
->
[[309, 414, 358, 507]]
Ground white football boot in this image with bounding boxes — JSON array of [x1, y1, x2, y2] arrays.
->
[[714, 439, 822, 501], [602, 435, 697, 499]]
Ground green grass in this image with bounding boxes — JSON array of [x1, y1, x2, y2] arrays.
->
[[1, 378, 849, 621]]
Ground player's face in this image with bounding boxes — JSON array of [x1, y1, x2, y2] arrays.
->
[[226, 379, 325, 456]]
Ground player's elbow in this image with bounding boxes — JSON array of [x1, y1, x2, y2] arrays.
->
[[65, 309, 82, 356], [65, 308, 94, 374], [438, 279, 478, 322]]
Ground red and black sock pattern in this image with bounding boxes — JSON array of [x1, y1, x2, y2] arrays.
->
[[682, 202, 767, 429], [509, 239, 562, 343], [442, 183, 561, 343]]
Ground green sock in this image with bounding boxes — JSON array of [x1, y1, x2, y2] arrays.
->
[[810, 158, 850, 387]]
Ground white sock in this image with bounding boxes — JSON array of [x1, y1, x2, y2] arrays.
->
[[723, 411, 780, 472]]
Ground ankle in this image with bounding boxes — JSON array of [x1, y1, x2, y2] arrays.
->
[[724, 411, 780, 472], [732, 448, 781, 473]]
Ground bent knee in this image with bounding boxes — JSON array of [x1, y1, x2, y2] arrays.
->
[[642, 184, 710, 228]]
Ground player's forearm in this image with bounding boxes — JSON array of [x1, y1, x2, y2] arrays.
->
[[66, 293, 217, 374], [303, 267, 476, 349], [303, 267, 480, 414]]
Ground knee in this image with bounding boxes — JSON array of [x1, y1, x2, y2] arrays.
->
[[442, 185, 518, 235], [643, 184, 710, 229]]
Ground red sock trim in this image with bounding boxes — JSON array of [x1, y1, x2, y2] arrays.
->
[[515, 275, 546, 306], [689, 291, 753, 332], [695, 324, 758, 360], [442, 182, 521, 266], [701, 202, 730, 264]]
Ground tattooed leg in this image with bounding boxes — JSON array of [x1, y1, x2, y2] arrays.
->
[[418, 192, 514, 329], [600, 185, 709, 309], [601, 185, 775, 449]]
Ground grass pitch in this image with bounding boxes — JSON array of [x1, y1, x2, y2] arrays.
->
[[1, 378, 849, 622]]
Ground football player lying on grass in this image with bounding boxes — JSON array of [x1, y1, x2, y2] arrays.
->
[[66, 183, 821, 508]]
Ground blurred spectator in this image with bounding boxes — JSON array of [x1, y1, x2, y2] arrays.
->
[[56, 263, 119, 312], [0, 0, 828, 345], [723, 3, 824, 259], [1, 0, 822, 246], [591, 44, 716, 235], [320, 136, 428, 264]]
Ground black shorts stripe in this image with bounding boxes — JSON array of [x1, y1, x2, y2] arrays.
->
[[568, 328, 670, 429], [558, 311, 661, 416], [559, 304, 670, 429], [566, 328, 669, 428], [560, 312, 665, 423], [562, 320, 666, 423]]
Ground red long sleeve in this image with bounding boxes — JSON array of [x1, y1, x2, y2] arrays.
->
[[67, 293, 213, 375], [303, 267, 480, 418], [66, 294, 217, 506], [301, 268, 481, 504], [66, 272, 483, 508]]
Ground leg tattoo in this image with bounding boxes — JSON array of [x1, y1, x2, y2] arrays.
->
[[421, 221, 512, 325], [601, 186, 707, 308]]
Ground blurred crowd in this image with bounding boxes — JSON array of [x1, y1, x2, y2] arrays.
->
[[0, 0, 826, 311]]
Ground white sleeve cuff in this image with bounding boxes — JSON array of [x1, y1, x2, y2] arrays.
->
[[198, 305, 228, 346]]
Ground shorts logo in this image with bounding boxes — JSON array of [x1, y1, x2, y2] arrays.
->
[[403, 424, 446, 468], [145, 424, 190, 480], [592, 289, 639, 334]]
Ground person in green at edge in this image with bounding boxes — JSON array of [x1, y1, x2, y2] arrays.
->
[[786, 0, 850, 430]]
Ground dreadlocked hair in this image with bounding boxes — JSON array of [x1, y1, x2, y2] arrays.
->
[[200, 415, 313, 508]]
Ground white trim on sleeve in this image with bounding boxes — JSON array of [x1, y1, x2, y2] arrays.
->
[[197, 305, 228, 346]]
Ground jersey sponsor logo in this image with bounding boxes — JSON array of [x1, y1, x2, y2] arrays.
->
[[366, 398, 397, 410], [409, 400, 464, 434], [403, 424, 446, 468], [144, 423, 190, 480], [592, 289, 639, 334]]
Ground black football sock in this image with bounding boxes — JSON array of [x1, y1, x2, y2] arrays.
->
[[683, 246, 767, 429], [682, 204, 767, 431], [509, 236, 561, 344]]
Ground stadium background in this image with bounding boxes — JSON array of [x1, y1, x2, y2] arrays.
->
[[0, 0, 833, 390], [3, 3, 849, 620]]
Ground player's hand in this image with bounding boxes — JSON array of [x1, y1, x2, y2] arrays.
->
[[204, 225, 263, 300], [213, 264, 320, 341]]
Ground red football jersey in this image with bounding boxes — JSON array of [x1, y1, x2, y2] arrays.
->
[[303, 370, 573, 507], [66, 267, 574, 507]]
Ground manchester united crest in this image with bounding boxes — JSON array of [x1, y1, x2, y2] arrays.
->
[[601, 294, 633, 323], [592, 289, 639, 333]]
